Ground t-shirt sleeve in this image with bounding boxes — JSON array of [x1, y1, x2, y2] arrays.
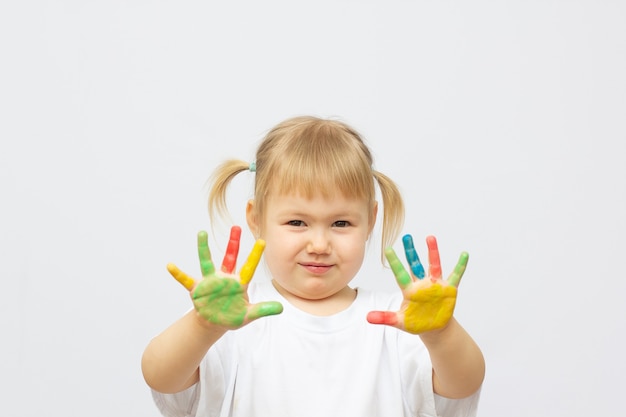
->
[[434, 388, 481, 417], [151, 383, 200, 417]]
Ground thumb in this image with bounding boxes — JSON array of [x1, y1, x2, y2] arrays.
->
[[366, 310, 399, 326], [247, 301, 284, 322]]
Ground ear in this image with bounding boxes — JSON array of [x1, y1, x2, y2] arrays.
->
[[246, 199, 261, 238], [368, 201, 379, 235]]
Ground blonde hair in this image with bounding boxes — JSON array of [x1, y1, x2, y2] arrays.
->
[[208, 116, 405, 262]]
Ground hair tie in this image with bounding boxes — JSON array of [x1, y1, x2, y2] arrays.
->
[[249, 162, 256, 172]]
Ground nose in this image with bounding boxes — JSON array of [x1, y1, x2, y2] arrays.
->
[[306, 229, 331, 254]]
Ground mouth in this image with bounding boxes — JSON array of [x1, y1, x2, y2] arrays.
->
[[299, 262, 333, 275]]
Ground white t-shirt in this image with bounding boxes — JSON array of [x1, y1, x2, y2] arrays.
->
[[152, 280, 481, 417]]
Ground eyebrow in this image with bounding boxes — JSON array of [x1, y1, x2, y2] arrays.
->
[[276, 209, 362, 220]]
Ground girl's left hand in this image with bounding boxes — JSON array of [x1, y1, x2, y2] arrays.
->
[[367, 235, 469, 335]]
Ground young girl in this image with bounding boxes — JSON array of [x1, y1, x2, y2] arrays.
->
[[142, 116, 485, 417]]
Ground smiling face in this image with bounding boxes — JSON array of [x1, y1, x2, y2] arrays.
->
[[247, 191, 377, 304]]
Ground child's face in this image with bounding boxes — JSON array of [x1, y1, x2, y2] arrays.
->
[[248, 192, 376, 301]]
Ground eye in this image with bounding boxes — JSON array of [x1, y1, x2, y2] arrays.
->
[[287, 220, 306, 227], [333, 220, 350, 228]]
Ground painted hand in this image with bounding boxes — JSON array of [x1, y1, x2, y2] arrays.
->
[[167, 226, 283, 329], [367, 235, 468, 334]]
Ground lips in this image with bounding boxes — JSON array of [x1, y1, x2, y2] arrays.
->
[[300, 262, 333, 274]]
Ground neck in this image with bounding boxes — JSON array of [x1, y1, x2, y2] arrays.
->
[[271, 280, 357, 316]]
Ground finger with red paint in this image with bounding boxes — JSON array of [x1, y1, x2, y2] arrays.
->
[[220, 226, 241, 274], [426, 235, 442, 279]]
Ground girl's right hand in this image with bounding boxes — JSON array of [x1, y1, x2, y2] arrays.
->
[[166, 226, 283, 330]]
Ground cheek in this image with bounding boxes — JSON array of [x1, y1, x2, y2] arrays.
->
[[353, 244, 367, 266], [263, 235, 298, 265], [338, 238, 367, 264]]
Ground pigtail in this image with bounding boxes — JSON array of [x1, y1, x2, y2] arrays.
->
[[207, 159, 250, 226], [373, 170, 405, 264]]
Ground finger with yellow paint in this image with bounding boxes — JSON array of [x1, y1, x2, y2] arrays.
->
[[239, 239, 266, 286], [167, 262, 196, 291]]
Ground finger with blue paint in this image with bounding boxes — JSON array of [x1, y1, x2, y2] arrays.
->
[[402, 234, 425, 279]]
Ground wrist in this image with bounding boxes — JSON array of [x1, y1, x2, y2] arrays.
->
[[188, 310, 229, 339], [418, 317, 457, 345]]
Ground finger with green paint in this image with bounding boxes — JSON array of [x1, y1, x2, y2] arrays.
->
[[196, 226, 241, 279], [367, 235, 469, 334], [167, 227, 283, 329], [172, 226, 247, 290]]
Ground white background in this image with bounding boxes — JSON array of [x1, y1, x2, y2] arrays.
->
[[1, 1, 625, 416]]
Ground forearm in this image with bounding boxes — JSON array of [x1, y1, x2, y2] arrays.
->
[[141, 309, 227, 393], [420, 318, 485, 399]]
